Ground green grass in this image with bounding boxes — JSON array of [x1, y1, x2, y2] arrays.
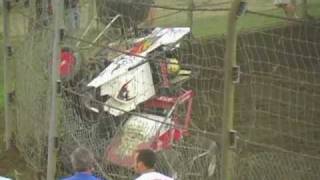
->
[[0, 0, 318, 136], [307, 0, 320, 16], [0, 38, 3, 109], [0, 0, 319, 178], [154, 9, 281, 37], [154, 0, 320, 37], [0, 83, 3, 109], [0, 0, 317, 122]]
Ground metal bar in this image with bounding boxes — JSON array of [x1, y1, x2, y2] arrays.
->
[[89, 14, 121, 47], [46, 0, 63, 179], [221, 0, 241, 180], [3, 0, 12, 150], [76, 18, 96, 47], [184, 97, 193, 131], [301, 0, 309, 18], [187, 0, 194, 34]]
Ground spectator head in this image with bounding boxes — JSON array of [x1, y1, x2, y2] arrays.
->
[[134, 149, 157, 174], [70, 147, 95, 172]]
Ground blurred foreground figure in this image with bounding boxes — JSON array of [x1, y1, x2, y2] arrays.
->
[[134, 149, 174, 180], [61, 147, 104, 180]]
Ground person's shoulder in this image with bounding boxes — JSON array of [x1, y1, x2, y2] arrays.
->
[[60, 174, 101, 180], [134, 175, 145, 180], [135, 173, 150, 180], [154, 172, 173, 180], [136, 172, 174, 180], [60, 176, 74, 180], [86, 175, 102, 180], [93, 176, 104, 180], [60, 175, 83, 180]]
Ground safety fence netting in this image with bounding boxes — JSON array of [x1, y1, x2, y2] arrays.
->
[[7, 0, 320, 180]]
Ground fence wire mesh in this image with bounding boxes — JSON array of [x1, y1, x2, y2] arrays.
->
[[234, 21, 320, 179], [5, 0, 320, 180], [14, 21, 53, 174]]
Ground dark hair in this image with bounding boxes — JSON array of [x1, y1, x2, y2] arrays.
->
[[136, 149, 157, 169]]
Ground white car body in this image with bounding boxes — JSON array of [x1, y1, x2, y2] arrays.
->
[[88, 27, 190, 116]]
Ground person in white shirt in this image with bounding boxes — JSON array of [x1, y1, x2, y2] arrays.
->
[[134, 149, 174, 180]]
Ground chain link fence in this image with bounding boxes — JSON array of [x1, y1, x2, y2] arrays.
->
[[4, 0, 320, 179]]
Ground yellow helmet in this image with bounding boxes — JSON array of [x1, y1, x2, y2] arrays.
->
[[167, 58, 180, 74]]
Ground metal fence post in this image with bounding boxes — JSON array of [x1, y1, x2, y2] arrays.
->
[[221, 0, 242, 180], [187, 0, 194, 34], [46, 0, 63, 179], [3, 0, 12, 150], [301, 0, 309, 18]]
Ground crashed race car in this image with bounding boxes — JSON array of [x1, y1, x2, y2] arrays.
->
[[59, 27, 216, 178], [78, 27, 194, 167], [88, 28, 191, 115]]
